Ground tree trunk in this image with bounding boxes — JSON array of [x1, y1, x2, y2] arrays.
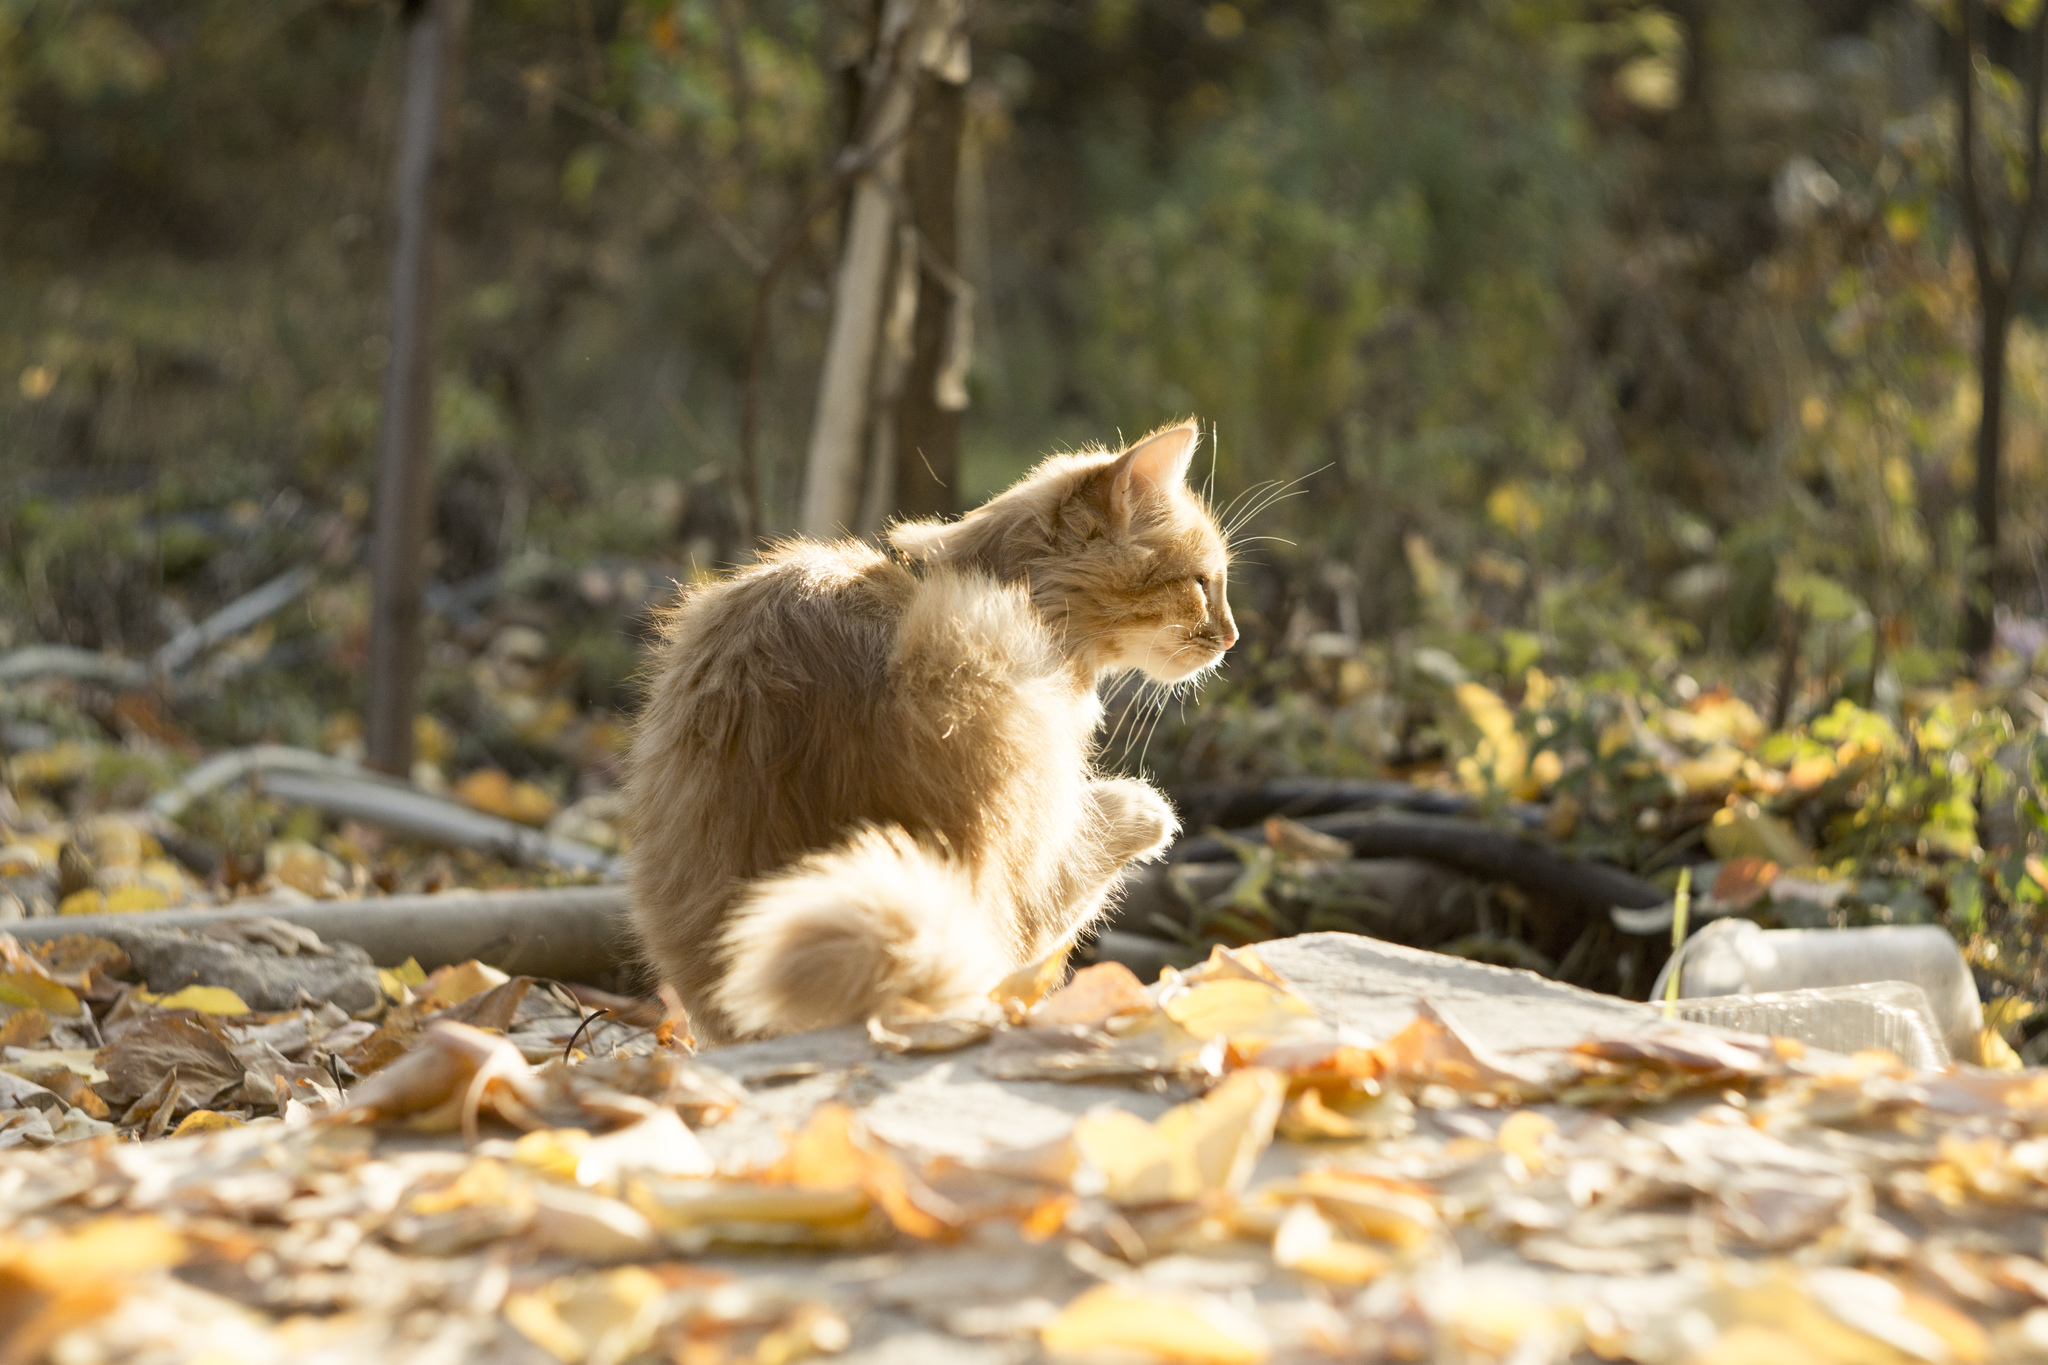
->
[[366, 0, 468, 776], [892, 73, 968, 520], [797, 0, 925, 539], [1965, 294, 2008, 658]]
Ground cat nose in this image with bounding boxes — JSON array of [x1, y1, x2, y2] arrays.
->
[[1219, 620, 1237, 650]]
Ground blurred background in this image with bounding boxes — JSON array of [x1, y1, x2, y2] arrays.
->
[[6, 0, 2048, 1030]]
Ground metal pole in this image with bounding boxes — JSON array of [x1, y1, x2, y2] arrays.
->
[[366, 0, 466, 775]]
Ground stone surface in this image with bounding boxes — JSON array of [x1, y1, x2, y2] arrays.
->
[[93, 916, 384, 1014]]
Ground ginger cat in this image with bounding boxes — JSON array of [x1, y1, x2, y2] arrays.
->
[[625, 420, 1235, 1044]]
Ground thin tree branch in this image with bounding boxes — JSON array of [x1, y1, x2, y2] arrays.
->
[[509, 63, 771, 276]]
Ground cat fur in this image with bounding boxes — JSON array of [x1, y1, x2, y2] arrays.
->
[[624, 420, 1236, 1044]]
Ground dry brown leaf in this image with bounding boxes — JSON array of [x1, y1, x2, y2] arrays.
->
[[341, 1019, 545, 1140], [1029, 961, 1152, 1029], [1262, 815, 1351, 862], [1374, 1000, 1549, 1101], [783, 1102, 963, 1240], [1713, 856, 1780, 909], [990, 943, 1073, 1014], [23, 935, 128, 996], [1073, 1068, 1285, 1205], [95, 1014, 244, 1111]]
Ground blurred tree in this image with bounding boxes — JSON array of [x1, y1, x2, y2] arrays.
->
[[1952, 0, 2048, 661], [367, 0, 470, 777], [798, 0, 968, 537]]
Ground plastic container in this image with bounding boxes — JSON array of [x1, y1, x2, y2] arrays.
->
[[1673, 981, 1951, 1070], [1655, 919, 1982, 1064]]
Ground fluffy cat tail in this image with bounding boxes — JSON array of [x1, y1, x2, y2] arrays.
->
[[713, 825, 1008, 1039]]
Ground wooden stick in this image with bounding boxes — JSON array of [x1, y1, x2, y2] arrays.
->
[[11, 885, 631, 980]]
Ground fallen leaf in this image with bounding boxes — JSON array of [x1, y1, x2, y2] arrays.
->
[[342, 1020, 546, 1139], [169, 1109, 246, 1138], [867, 1006, 995, 1054], [136, 985, 251, 1016], [1263, 816, 1351, 862], [1030, 961, 1152, 1029], [1073, 1068, 1285, 1204], [1040, 1285, 1270, 1363], [990, 943, 1073, 1013], [25, 935, 128, 994], [784, 1102, 962, 1239], [1374, 1000, 1549, 1101], [1713, 856, 1780, 909], [1705, 801, 1812, 867], [504, 1265, 667, 1365], [96, 1014, 245, 1111], [0, 1216, 186, 1365], [455, 769, 558, 826], [1272, 1199, 1390, 1285], [423, 958, 511, 1007], [1162, 979, 1321, 1051], [1672, 744, 1747, 795]]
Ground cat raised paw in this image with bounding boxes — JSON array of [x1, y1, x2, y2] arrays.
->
[[1090, 778, 1179, 864]]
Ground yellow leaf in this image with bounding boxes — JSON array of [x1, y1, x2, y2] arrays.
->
[[1496, 1110, 1557, 1176], [0, 845, 46, 876], [1073, 1109, 1179, 1204], [170, 1110, 247, 1138], [786, 1103, 959, 1239], [57, 889, 104, 917], [1162, 979, 1320, 1047], [1030, 961, 1152, 1028], [1705, 801, 1813, 867], [504, 1266, 666, 1365], [991, 942, 1072, 1011], [264, 838, 349, 898], [1272, 1201, 1389, 1285], [0, 970, 80, 1017], [147, 985, 250, 1016], [1075, 1069, 1286, 1205], [1662, 691, 1765, 747], [1978, 1028, 2024, 1071], [1041, 1285, 1269, 1363], [414, 714, 454, 765], [102, 884, 170, 914], [424, 959, 510, 1007], [454, 769, 558, 826], [380, 956, 429, 1000], [1456, 682, 1515, 741], [1671, 744, 1746, 796], [1285, 1170, 1444, 1250]]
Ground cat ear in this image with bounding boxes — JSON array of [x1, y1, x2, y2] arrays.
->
[[886, 517, 951, 562], [1106, 420, 1202, 519]]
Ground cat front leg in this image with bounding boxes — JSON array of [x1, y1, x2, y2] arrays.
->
[[1022, 777, 1178, 954], [1085, 776, 1178, 865]]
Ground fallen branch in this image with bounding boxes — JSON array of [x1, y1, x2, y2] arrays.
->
[[0, 645, 148, 689], [0, 565, 316, 690], [1112, 857, 1482, 942], [1165, 777, 1542, 834], [150, 564, 316, 674], [1167, 811, 1665, 912], [10, 884, 633, 981], [149, 745, 618, 874]]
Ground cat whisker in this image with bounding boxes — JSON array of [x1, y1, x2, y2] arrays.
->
[[1221, 464, 1328, 541]]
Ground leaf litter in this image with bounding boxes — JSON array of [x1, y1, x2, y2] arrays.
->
[[3, 938, 2048, 1362]]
